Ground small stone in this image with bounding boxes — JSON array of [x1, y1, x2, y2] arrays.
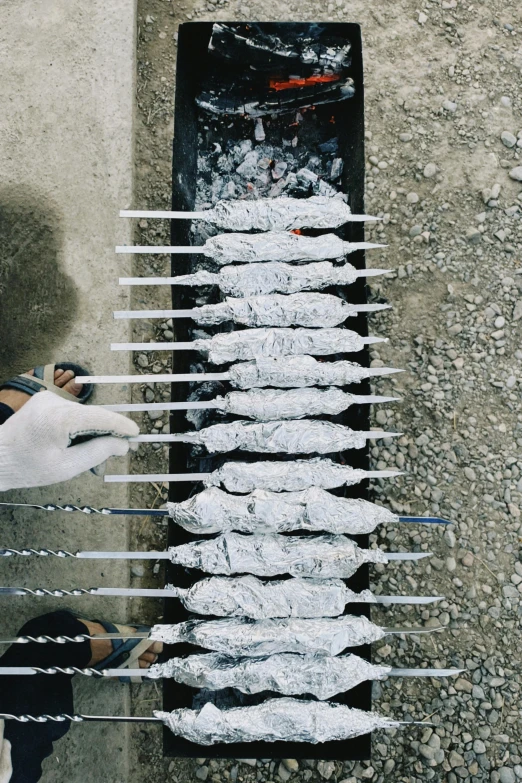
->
[[410, 225, 422, 237], [418, 11, 428, 24], [148, 409, 163, 421], [473, 740, 487, 754], [278, 762, 292, 782], [447, 556, 457, 572], [462, 552, 474, 567], [423, 162, 437, 178], [195, 767, 209, 782], [137, 354, 149, 368], [444, 529, 456, 547], [501, 96, 512, 107], [272, 161, 288, 180], [317, 761, 336, 780], [442, 99, 458, 112], [420, 744, 436, 761], [407, 191, 419, 203], [282, 760, 299, 773], [400, 133, 413, 142], [449, 751, 465, 768], [501, 131, 517, 148], [494, 316, 505, 328], [144, 388, 155, 403], [464, 467, 476, 481], [383, 760, 395, 774], [466, 228, 481, 244], [513, 301, 522, 321], [509, 167, 522, 182], [499, 769, 516, 783], [454, 678, 473, 694], [131, 564, 145, 577]]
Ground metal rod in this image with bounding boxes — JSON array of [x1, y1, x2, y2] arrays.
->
[[118, 268, 393, 286], [399, 516, 452, 525], [107, 335, 388, 353], [120, 209, 207, 219], [100, 395, 400, 413], [0, 587, 176, 598], [112, 303, 390, 320], [114, 241, 385, 255], [0, 712, 161, 724], [104, 469, 401, 484], [389, 668, 464, 677], [76, 373, 228, 384], [0, 501, 167, 516], [127, 430, 402, 444]]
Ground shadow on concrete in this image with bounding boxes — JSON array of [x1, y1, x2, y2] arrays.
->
[[0, 188, 78, 378]]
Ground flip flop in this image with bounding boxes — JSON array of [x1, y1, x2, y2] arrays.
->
[[0, 362, 93, 404], [92, 620, 155, 684]]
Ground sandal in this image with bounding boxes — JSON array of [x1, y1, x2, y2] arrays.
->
[[92, 620, 155, 684], [0, 362, 93, 404]]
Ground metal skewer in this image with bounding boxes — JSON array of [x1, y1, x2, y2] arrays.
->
[[0, 500, 453, 526], [115, 241, 384, 255], [0, 665, 463, 678], [0, 551, 431, 563], [103, 469, 401, 484], [119, 268, 391, 286], [112, 302, 390, 321], [119, 210, 380, 223], [126, 429, 401, 445]]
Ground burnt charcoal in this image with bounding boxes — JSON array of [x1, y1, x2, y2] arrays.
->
[[319, 137, 339, 154], [197, 76, 355, 118], [209, 23, 352, 75]]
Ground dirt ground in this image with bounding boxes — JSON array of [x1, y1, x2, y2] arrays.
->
[[128, 1, 522, 782]]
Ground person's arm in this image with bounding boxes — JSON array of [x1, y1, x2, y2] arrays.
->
[[0, 391, 139, 491]]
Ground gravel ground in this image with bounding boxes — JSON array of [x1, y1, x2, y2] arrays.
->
[[128, 1, 522, 781]]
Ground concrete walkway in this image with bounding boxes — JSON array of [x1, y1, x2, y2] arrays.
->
[[0, 1, 137, 781]]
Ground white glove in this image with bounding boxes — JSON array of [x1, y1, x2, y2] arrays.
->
[[0, 721, 12, 783], [0, 391, 139, 491]]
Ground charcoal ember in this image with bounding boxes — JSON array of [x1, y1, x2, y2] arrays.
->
[[208, 23, 352, 74], [271, 161, 288, 180]]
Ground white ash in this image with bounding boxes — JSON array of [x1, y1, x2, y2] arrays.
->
[[150, 615, 387, 655], [181, 419, 370, 454], [167, 486, 397, 535], [171, 575, 378, 618], [168, 531, 388, 577], [151, 652, 391, 700], [205, 457, 377, 493], [227, 355, 382, 388], [193, 327, 370, 364], [155, 698, 399, 745]]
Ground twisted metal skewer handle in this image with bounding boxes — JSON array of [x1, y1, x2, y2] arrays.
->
[[0, 587, 95, 597], [0, 501, 167, 516], [0, 713, 84, 723], [13, 635, 91, 644], [0, 548, 78, 558]]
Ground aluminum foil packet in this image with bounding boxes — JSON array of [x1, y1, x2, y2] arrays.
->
[[228, 355, 376, 388], [168, 532, 388, 577], [205, 457, 370, 493], [214, 387, 351, 420], [174, 575, 378, 618], [193, 292, 361, 328], [194, 327, 368, 365], [207, 195, 353, 232], [150, 615, 387, 655], [217, 260, 360, 297], [183, 419, 368, 454], [155, 698, 399, 744], [167, 486, 396, 535], [150, 652, 391, 699], [203, 231, 347, 265]]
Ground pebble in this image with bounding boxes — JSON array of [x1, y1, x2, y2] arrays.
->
[[501, 131, 517, 148], [499, 769, 516, 783], [423, 162, 437, 178], [442, 99, 458, 112], [410, 225, 422, 237], [137, 354, 149, 368], [399, 132, 413, 142], [509, 166, 522, 181], [407, 191, 419, 203], [464, 467, 476, 481], [282, 760, 299, 773], [317, 761, 335, 780]]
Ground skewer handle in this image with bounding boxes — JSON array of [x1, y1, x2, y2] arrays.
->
[[0, 501, 167, 517], [114, 310, 194, 319], [120, 210, 207, 219], [102, 401, 217, 412], [76, 373, 229, 384], [0, 713, 160, 724], [115, 245, 201, 254], [104, 473, 210, 483]]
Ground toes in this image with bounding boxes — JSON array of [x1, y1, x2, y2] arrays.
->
[[55, 369, 74, 388], [150, 641, 163, 655], [139, 651, 159, 665]]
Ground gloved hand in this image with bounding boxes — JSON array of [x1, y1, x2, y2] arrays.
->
[[0, 391, 139, 491]]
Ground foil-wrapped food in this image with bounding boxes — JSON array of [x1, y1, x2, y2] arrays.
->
[[204, 457, 396, 493], [172, 575, 378, 618], [208, 387, 361, 420], [167, 486, 397, 535], [204, 196, 365, 232], [150, 615, 387, 655], [170, 260, 380, 298], [168, 532, 388, 577], [200, 231, 378, 265], [227, 355, 395, 389], [150, 652, 391, 699], [191, 292, 388, 328], [155, 698, 400, 744], [194, 327, 381, 365], [180, 419, 387, 455]]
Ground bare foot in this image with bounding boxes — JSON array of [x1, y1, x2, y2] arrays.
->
[[80, 619, 163, 670], [0, 368, 83, 414]]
